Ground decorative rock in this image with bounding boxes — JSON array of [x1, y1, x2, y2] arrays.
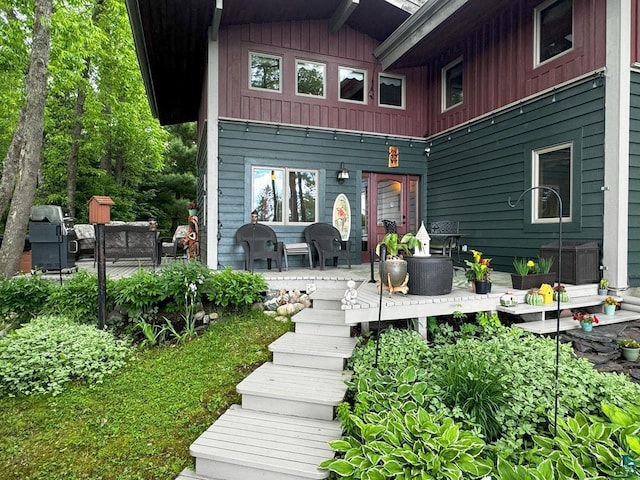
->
[[274, 315, 290, 322], [276, 303, 297, 316], [209, 312, 218, 321], [195, 311, 206, 321], [264, 310, 276, 317]]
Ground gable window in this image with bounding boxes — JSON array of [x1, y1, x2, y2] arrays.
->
[[252, 167, 318, 224], [339, 67, 366, 103], [535, 0, 573, 65], [379, 73, 405, 109], [442, 58, 463, 111], [296, 60, 326, 98], [533, 143, 572, 222], [249, 52, 282, 92]]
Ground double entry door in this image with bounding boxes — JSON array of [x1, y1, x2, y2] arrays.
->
[[361, 173, 420, 263]]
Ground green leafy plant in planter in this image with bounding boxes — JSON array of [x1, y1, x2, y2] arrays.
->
[[617, 339, 640, 362], [375, 233, 421, 293], [375, 232, 421, 259], [511, 256, 555, 290], [599, 278, 609, 295]]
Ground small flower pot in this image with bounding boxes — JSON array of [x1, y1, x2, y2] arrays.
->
[[621, 347, 640, 362], [188, 209, 198, 216], [474, 280, 491, 294], [604, 304, 616, 316], [598, 288, 608, 296], [580, 322, 593, 332]]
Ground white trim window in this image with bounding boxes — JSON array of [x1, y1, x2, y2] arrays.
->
[[296, 59, 326, 98], [249, 52, 282, 92], [378, 73, 405, 109], [339, 66, 367, 104], [442, 57, 463, 111], [532, 142, 573, 223], [252, 167, 318, 224], [534, 0, 573, 66]]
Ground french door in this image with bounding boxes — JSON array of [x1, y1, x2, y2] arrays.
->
[[361, 173, 420, 262]]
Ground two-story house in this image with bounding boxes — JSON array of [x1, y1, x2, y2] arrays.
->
[[125, 0, 640, 291]]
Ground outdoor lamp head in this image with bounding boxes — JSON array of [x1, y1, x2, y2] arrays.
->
[[337, 163, 350, 184]]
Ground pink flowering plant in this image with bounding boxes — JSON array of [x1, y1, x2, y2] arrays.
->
[[573, 311, 599, 325]]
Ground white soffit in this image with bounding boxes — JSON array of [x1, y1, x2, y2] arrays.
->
[[376, 0, 467, 69]]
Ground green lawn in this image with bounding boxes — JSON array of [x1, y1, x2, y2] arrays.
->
[[0, 312, 293, 480]]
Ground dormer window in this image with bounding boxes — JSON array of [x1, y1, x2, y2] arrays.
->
[[535, 0, 573, 66]]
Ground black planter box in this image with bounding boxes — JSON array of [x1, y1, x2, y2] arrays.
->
[[539, 241, 599, 285], [510, 273, 556, 290]]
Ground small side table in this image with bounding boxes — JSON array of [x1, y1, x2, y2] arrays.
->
[[406, 255, 453, 295]]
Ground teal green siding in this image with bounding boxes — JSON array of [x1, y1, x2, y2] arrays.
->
[[630, 71, 640, 286], [426, 78, 605, 274], [217, 122, 427, 269]]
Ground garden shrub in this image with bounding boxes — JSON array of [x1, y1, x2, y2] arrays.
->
[[342, 325, 640, 471], [431, 348, 508, 442], [111, 268, 163, 321], [0, 273, 54, 323], [206, 267, 268, 308], [158, 260, 215, 311], [0, 315, 130, 396], [47, 270, 114, 323], [322, 407, 493, 478]]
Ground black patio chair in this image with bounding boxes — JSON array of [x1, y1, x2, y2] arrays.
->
[[236, 223, 283, 272], [428, 220, 460, 257], [304, 223, 351, 270]]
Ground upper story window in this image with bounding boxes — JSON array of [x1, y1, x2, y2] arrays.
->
[[442, 58, 463, 111], [378, 73, 405, 109], [532, 142, 572, 223], [296, 60, 326, 98], [339, 66, 366, 103], [252, 167, 318, 224], [535, 0, 573, 66], [249, 52, 282, 92]]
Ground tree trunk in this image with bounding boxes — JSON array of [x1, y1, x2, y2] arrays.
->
[[0, 0, 52, 278]]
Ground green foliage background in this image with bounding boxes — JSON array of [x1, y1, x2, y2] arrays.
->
[[0, 0, 196, 235]]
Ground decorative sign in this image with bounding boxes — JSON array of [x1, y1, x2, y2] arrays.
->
[[332, 193, 351, 241], [388, 146, 399, 167]]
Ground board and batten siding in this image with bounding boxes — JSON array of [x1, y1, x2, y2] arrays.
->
[[426, 77, 605, 274], [217, 20, 426, 139], [629, 70, 640, 286], [215, 121, 427, 270], [423, 0, 606, 137]]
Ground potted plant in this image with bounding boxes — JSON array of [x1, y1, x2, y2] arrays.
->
[[598, 278, 609, 296], [465, 249, 492, 294], [573, 311, 599, 332], [603, 296, 620, 316], [511, 256, 555, 290], [617, 339, 640, 361], [376, 233, 421, 294]]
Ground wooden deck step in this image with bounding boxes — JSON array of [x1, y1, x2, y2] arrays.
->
[[497, 295, 608, 322], [236, 362, 350, 420], [270, 332, 357, 370], [310, 288, 351, 311], [292, 308, 351, 337], [515, 310, 640, 334], [190, 405, 339, 480]]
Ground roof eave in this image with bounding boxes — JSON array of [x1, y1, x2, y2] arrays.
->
[[374, 0, 468, 70], [124, 0, 159, 120]]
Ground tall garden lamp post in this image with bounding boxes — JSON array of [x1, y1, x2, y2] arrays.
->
[[508, 186, 562, 436]]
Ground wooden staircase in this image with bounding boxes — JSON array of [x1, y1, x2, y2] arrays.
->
[[176, 285, 355, 480]]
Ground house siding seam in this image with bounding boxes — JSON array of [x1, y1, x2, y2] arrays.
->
[[217, 20, 427, 139], [629, 71, 640, 286], [425, 78, 605, 274], [215, 121, 427, 270]]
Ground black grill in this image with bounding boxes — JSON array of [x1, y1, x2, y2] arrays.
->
[[29, 205, 77, 271]]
